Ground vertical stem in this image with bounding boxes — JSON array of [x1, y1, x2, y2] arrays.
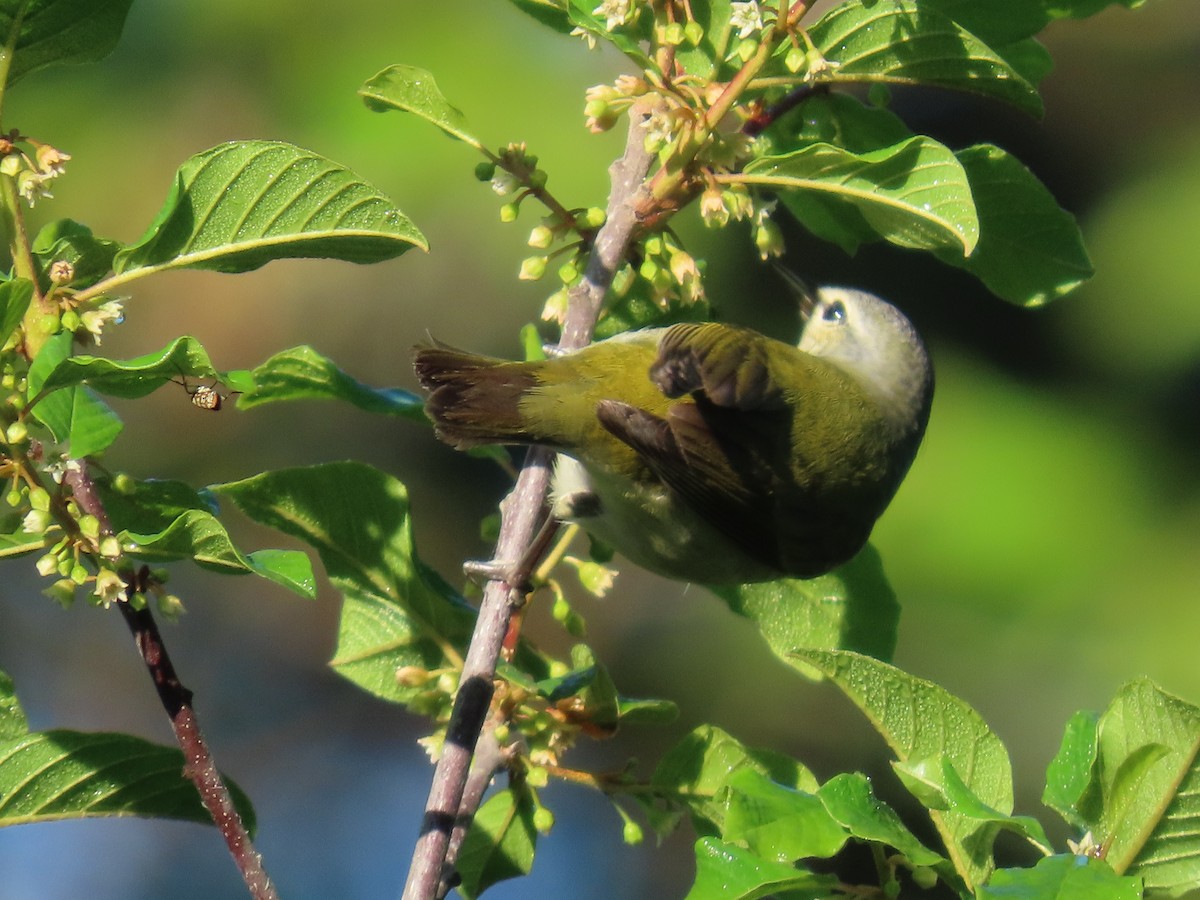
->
[[400, 105, 655, 900], [117, 600, 279, 900], [63, 465, 278, 900]]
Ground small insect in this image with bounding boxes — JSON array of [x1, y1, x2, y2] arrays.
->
[[171, 373, 235, 412]]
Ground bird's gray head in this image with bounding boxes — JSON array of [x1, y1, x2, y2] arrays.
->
[[798, 286, 934, 434]]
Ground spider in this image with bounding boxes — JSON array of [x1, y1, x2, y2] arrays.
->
[[170, 373, 236, 411]]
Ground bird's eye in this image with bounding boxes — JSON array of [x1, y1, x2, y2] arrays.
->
[[822, 300, 847, 323]]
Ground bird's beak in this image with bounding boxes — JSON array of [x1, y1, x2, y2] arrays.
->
[[773, 265, 818, 322]]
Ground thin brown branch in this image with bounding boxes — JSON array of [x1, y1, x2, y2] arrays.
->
[[400, 104, 655, 900], [63, 464, 278, 900]]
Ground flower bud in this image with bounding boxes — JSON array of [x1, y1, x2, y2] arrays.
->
[[519, 256, 547, 281]]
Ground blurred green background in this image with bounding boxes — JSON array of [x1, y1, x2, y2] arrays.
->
[[1, 1, 1199, 897]]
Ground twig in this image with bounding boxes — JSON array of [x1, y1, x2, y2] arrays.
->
[[437, 723, 510, 898], [400, 104, 655, 900], [63, 465, 278, 900]]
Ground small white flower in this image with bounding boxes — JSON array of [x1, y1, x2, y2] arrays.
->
[[79, 299, 125, 344], [593, 0, 631, 30], [93, 568, 127, 607], [17, 170, 52, 207], [490, 170, 519, 196], [730, 1, 763, 39], [45, 457, 81, 485], [569, 26, 598, 50], [35, 145, 70, 178], [21, 509, 50, 533]]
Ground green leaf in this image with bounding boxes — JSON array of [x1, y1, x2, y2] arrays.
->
[[744, 137, 979, 256], [711, 545, 900, 676], [504, 0, 574, 34], [237, 345, 426, 420], [773, 92, 913, 157], [26, 332, 123, 457], [0, 670, 28, 741], [817, 772, 945, 867], [615, 695, 679, 725], [978, 854, 1143, 900], [31, 219, 120, 290], [0, 0, 134, 86], [121, 509, 315, 598], [674, 0, 735, 80], [809, 0, 1044, 117], [111, 141, 426, 281], [894, 756, 1052, 853], [685, 837, 837, 900], [1046, 0, 1148, 19], [723, 769, 848, 861], [1043, 710, 1101, 830], [94, 474, 218, 535], [916, 0, 1051, 47], [359, 65, 480, 147], [1090, 679, 1200, 894], [34, 335, 228, 401], [0, 729, 255, 833], [936, 145, 1093, 305], [0, 278, 34, 348], [455, 786, 538, 900], [211, 462, 476, 704], [794, 650, 1012, 891], [650, 725, 817, 838]]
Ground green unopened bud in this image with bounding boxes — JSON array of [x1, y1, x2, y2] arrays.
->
[[44, 578, 76, 607], [79, 514, 100, 540], [563, 610, 586, 638], [499, 202, 519, 223], [785, 44, 806, 73], [532, 805, 555, 833], [99, 535, 122, 559], [436, 671, 459, 694], [557, 261, 579, 285], [528, 225, 554, 249], [547, 659, 569, 678], [36, 552, 59, 576], [29, 487, 50, 512], [396, 665, 432, 688], [683, 21, 703, 45], [0, 154, 21, 176], [6, 488, 23, 507], [493, 722, 510, 744], [551, 593, 572, 624], [622, 818, 644, 845], [70, 563, 89, 584], [911, 867, 938, 890], [583, 98, 609, 121], [474, 161, 497, 181], [528, 169, 548, 190], [754, 217, 785, 260], [736, 36, 757, 62], [60, 309, 81, 332], [5, 420, 27, 444], [519, 256, 548, 281], [575, 207, 606, 230], [662, 22, 685, 45], [525, 765, 549, 788]]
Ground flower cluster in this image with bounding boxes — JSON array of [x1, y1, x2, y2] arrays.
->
[[0, 132, 71, 208]]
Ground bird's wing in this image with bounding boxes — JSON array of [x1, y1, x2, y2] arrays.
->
[[595, 393, 790, 574], [649, 322, 792, 410]]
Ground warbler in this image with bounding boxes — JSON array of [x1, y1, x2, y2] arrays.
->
[[413, 278, 932, 584]]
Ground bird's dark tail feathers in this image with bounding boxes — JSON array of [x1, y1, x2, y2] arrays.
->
[[412, 343, 538, 449]]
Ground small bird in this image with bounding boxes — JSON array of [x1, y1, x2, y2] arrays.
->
[[413, 277, 933, 584]]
